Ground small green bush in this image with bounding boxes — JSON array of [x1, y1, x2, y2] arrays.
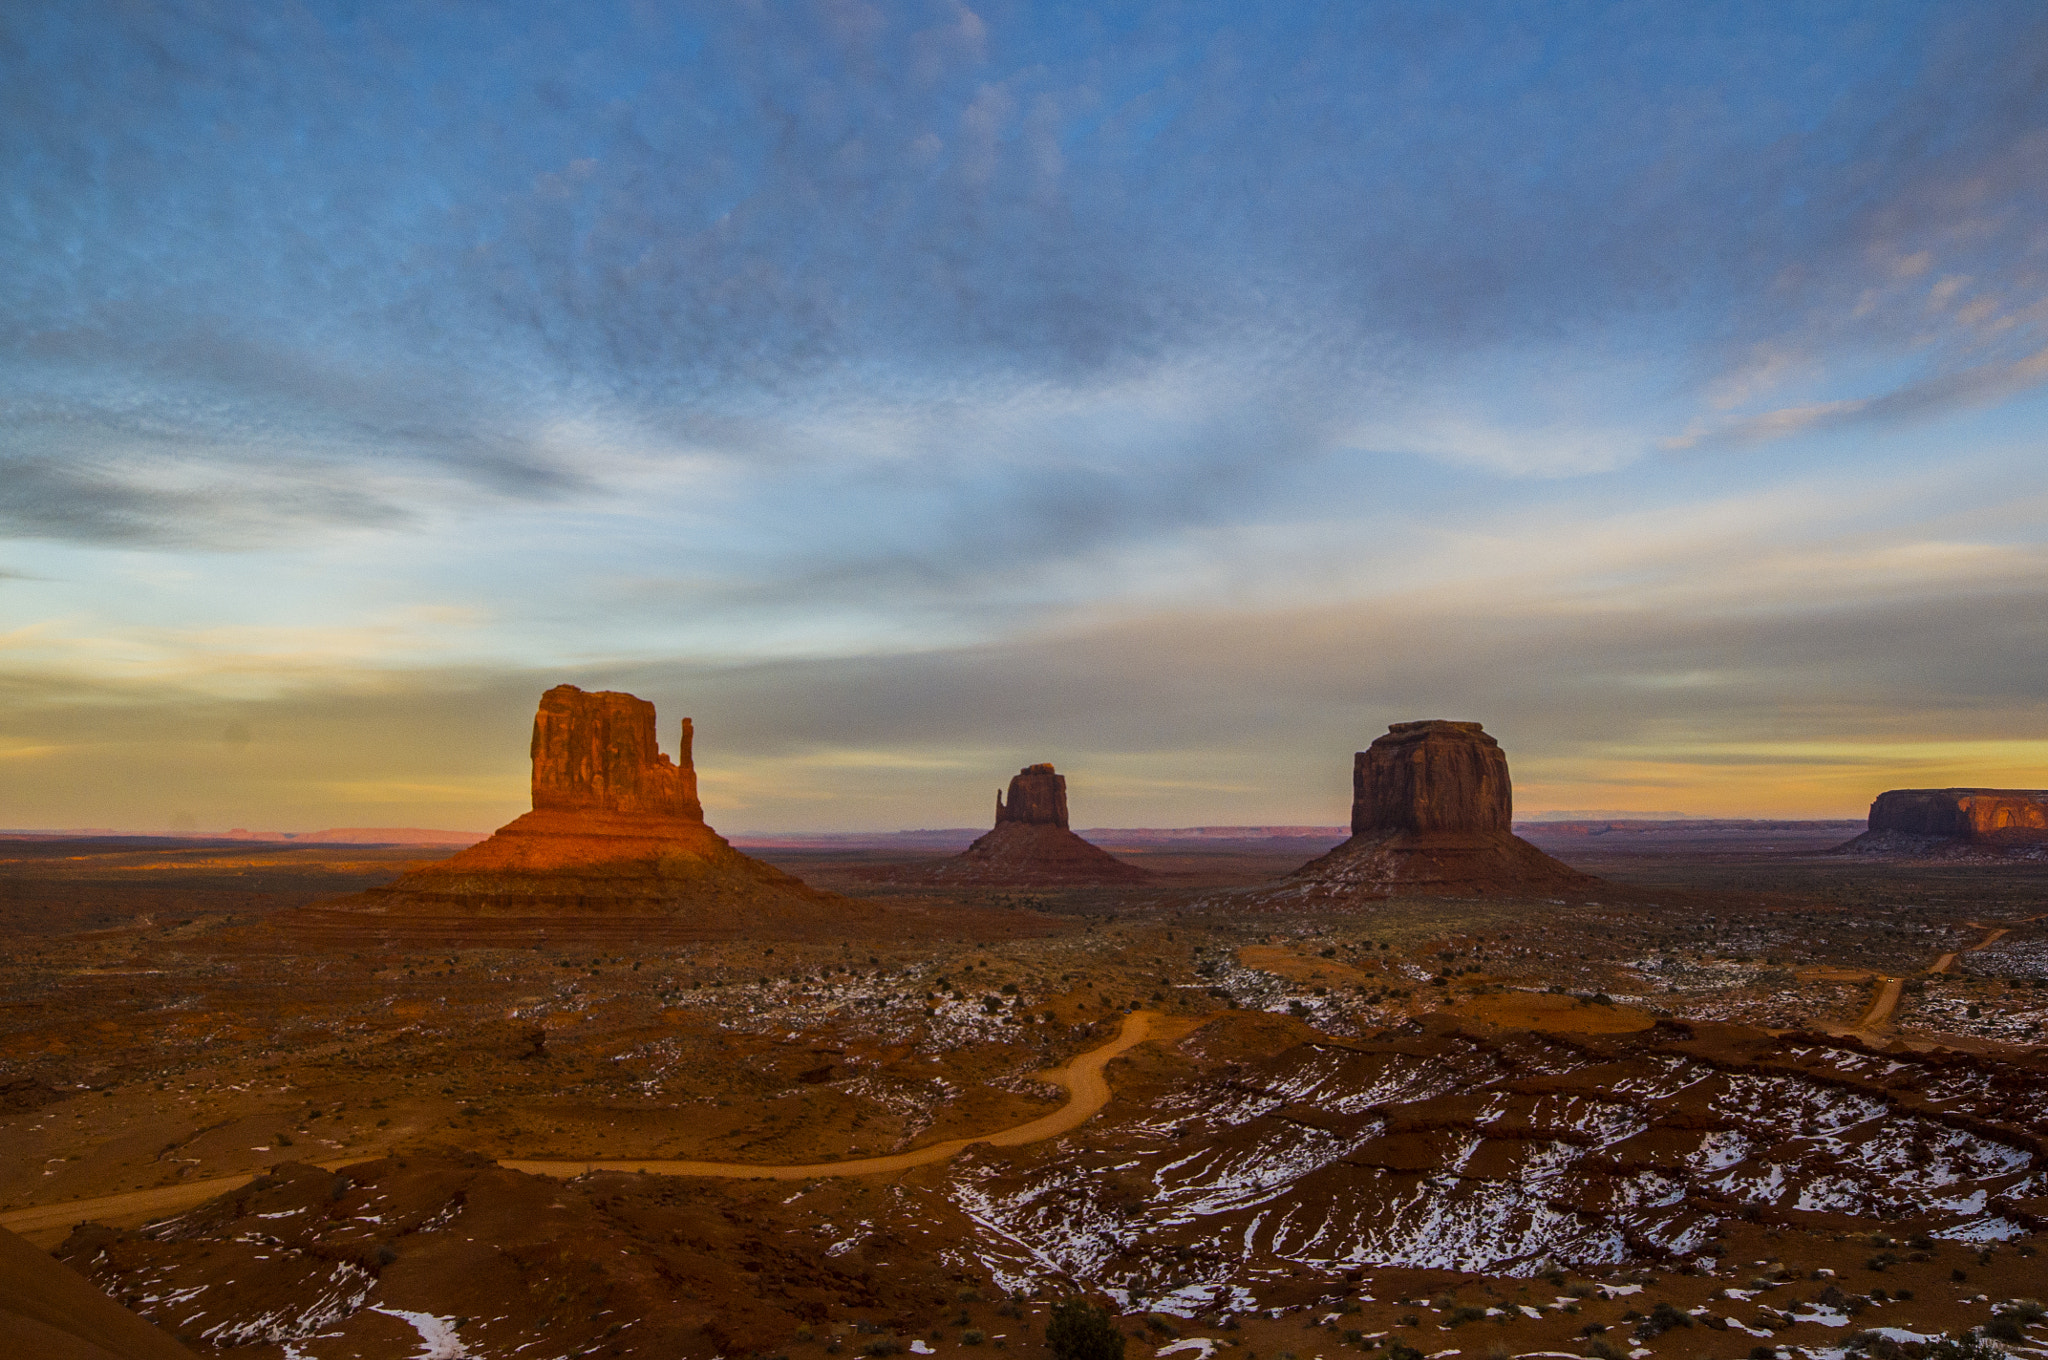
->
[[1046, 1299, 1124, 1360]]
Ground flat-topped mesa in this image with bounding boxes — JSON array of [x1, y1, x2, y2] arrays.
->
[[996, 763, 1069, 828], [1870, 789, 2048, 841], [925, 762, 1151, 886], [1838, 787, 2048, 858], [1353, 720, 1510, 835], [1275, 720, 1600, 901], [530, 684, 702, 820]]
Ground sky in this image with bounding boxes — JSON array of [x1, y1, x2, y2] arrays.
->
[[3, 0, 2047, 834]]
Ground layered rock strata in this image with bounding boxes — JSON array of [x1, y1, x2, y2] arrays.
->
[[926, 763, 1152, 886], [300, 685, 846, 933], [1277, 720, 1600, 899], [1837, 788, 2048, 859]]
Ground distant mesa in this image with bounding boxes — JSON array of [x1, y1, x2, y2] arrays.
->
[[290, 685, 856, 938], [1837, 787, 2048, 860], [922, 763, 1153, 886], [1271, 720, 1602, 900]]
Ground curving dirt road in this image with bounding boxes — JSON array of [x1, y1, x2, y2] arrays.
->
[[504, 1007, 1197, 1180], [1843, 921, 2022, 1039], [0, 1009, 1194, 1246]]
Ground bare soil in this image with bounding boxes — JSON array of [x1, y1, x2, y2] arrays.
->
[[1, 825, 2045, 1359]]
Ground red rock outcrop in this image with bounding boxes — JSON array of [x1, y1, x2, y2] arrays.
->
[[530, 683, 702, 819], [292, 685, 855, 937], [996, 763, 1069, 827], [1837, 787, 2048, 859], [924, 764, 1152, 886], [1269, 720, 1600, 900]]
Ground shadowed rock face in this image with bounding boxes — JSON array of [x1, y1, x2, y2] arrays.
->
[[531, 684, 702, 820], [996, 763, 1069, 827], [926, 763, 1150, 886], [1270, 720, 1599, 902], [1352, 720, 1510, 835]]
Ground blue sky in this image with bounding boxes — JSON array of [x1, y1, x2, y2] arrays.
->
[[3, 1, 2046, 832]]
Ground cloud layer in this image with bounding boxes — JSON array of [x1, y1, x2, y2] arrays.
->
[[3, 1, 2046, 827]]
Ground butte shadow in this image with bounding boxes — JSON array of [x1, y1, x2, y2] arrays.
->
[[1246, 720, 1603, 904], [905, 763, 1154, 887], [279, 685, 888, 944]]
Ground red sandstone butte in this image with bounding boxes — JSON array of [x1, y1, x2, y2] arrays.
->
[[1274, 720, 1600, 900], [925, 763, 1152, 886], [298, 685, 848, 934], [1838, 787, 2048, 858]]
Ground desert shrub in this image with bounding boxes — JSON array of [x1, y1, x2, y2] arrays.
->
[[1566, 1283, 1596, 1299], [963, 1332, 986, 1346], [861, 1341, 902, 1357], [1750, 1348, 1779, 1360], [1585, 1341, 1623, 1360], [1046, 1299, 1124, 1360], [1924, 1335, 2004, 1360], [1448, 1307, 1486, 1326], [1385, 1345, 1423, 1360], [1633, 1304, 1693, 1339], [1999, 1300, 2046, 1324]]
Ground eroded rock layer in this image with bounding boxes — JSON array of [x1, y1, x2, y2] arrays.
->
[[1838, 788, 2048, 859], [925, 764, 1151, 885], [290, 685, 852, 935], [1270, 720, 1598, 900]]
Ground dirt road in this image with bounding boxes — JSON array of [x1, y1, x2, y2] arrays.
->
[[0, 1009, 1194, 1247], [504, 1008, 1198, 1180], [1841, 921, 2018, 1039]]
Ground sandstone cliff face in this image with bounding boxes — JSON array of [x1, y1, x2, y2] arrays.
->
[[1867, 788, 2048, 841], [1352, 720, 1510, 835], [531, 684, 702, 820], [995, 763, 1069, 828], [1273, 720, 1599, 902]]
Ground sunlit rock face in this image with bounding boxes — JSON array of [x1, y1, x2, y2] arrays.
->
[[530, 684, 703, 821], [1838, 788, 2048, 860], [293, 685, 848, 935], [1267, 720, 1600, 901], [928, 763, 1152, 886]]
